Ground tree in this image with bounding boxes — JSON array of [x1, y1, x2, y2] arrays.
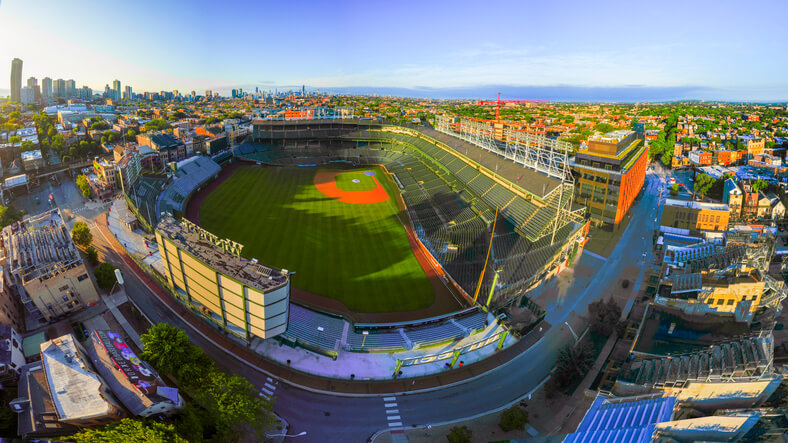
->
[[94, 262, 118, 290], [126, 129, 137, 139], [670, 183, 679, 196], [554, 342, 595, 388], [7, 135, 20, 145], [20, 140, 36, 152], [70, 418, 187, 443], [144, 118, 171, 131], [140, 323, 203, 381], [196, 370, 276, 440], [0, 205, 23, 228], [693, 173, 715, 198], [76, 174, 92, 198], [89, 121, 110, 131], [499, 406, 528, 432], [446, 425, 472, 443], [85, 246, 98, 265], [753, 178, 769, 193], [594, 123, 615, 134], [71, 221, 93, 248], [587, 298, 622, 338]]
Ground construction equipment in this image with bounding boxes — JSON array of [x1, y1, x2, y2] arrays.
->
[[478, 92, 548, 121]]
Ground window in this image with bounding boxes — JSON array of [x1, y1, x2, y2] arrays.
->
[[717, 299, 724, 305], [12, 339, 18, 349], [707, 299, 714, 305], [77, 274, 89, 282], [59, 285, 69, 292], [727, 299, 735, 305]]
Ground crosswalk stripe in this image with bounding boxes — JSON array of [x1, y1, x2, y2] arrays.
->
[[387, 415, 401, 421], [383, 396, 396, 401], [384, 403, 397, 408], [261, 388, 273, 396], [388, 422, 403, 427], [267, 377, 273, 382], [264, 382, 276, 390], [259, 392, 270, 399], [386, 409, 399, 415]]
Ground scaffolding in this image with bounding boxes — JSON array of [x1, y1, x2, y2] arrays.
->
[[435, 114, 573, 182]]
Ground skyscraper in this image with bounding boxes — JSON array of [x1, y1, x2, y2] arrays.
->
[[41, 77, 52, 99], [27, 77, 41, 102], [10, 58, 22, 102], [124, 85, 132, 100], [65, 79, 76, 98], [113, 79, 121, 101]]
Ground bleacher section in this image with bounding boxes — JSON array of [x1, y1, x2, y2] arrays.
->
[[157, 156, 221, 217], [128, 175, 167, 228], [620, 335, 773, 389], [282, 305, 491, 353], [566, 395, 677, 443]]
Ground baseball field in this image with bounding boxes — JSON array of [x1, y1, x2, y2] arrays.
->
[[196, 165, 436, 313]]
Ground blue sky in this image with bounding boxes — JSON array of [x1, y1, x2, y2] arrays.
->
[[1, 0, 787, 101]]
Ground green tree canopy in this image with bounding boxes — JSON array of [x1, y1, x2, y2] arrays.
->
[[499, 406, 529, 432], [71, 221, 93, 248], [588, 298, 622, 338], [0, 205, 23, 228], [89, 121, 110, 131], [76, 175, 91, 198], [594, 123, 615, 133], [554, 342, 595, 388], [70, 418, 187, 443], [140, 323, 203, 380], [752, 178, 769, 193], [94, 262, 118, 290], [447, 425, 473, 443], [144, 118, 171, 131], [85, 246, 98, 265], [694, 173, 716, 197]]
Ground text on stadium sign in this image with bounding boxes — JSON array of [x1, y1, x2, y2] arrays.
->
[[180, 218, 244, 257]]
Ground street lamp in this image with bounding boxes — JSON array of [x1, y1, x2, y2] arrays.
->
[[109, 269, 124, 296], [564, 321, 579, 343], [316, 326, 324, 347], [267, 431, 307, 438], [361, 330, 369, 349]]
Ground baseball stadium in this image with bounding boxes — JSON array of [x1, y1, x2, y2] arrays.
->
[[149, 119, 587, 356]]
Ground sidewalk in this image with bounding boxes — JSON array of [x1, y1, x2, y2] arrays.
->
[[99, 209, 552, 395]]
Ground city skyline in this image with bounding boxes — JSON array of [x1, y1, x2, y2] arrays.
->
[[2, 0, 788, 101]]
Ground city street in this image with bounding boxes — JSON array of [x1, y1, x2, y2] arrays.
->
[[77, 171, 666, 442]]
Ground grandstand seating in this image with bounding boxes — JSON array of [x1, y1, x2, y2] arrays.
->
[[157, 156, 221, 217], [621, 335, 773, 388], [281, 305, 344, 351]]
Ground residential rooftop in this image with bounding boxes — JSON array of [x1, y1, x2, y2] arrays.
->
[[0, 208, 81, 284], [40, 334, 116, 421], [664, 198, 730, 212]]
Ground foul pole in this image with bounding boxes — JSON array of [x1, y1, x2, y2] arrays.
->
[[473, 207, 498, 304]]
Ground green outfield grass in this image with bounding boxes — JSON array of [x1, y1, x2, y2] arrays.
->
[[198, 166, 435, 313]]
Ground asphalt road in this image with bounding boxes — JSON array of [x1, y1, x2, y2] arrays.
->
[[77, 171, 665, 443]]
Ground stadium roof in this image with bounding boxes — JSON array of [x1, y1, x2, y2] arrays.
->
[[566, 395, 676, 443]]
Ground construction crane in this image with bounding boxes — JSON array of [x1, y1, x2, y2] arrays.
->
[[478, 92, 548, 122]]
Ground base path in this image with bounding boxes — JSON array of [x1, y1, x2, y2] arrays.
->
[[313, 171, 389, 204]]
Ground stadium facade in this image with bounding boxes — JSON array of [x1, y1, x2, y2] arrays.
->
[[156, 215, 290, 341]]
